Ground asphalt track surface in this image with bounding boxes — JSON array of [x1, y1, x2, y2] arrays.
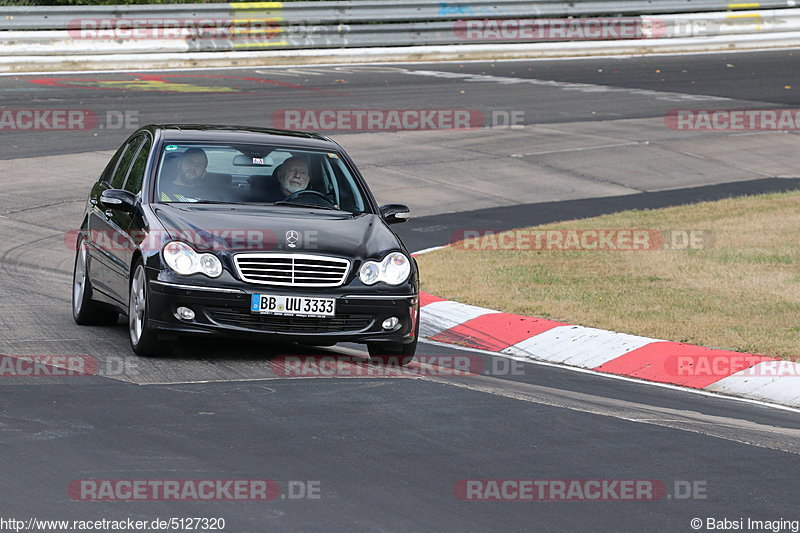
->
[[2, 50, 800, 532], [1, 49, 799, 158]]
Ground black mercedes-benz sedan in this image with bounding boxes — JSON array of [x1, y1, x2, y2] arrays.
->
[[72, 125, 419, 363]]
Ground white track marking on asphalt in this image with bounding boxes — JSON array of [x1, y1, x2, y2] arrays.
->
[[412, 245, 447, 256], [730, 131, 794, 137], [501, 325, 657, 369], [404, 69, 729, 102], [509, 141, 647, 158], [74, 333, 800, 450], [137, 375, 421, 386], [85, 333, 800, 451], [2, 47, 798, 76], [420, 300, 500, 337], [420, 337, 800, 414], [422, 368, 800, 455]]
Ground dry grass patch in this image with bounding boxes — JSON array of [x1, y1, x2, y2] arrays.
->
[[416, 191, 800, 358]]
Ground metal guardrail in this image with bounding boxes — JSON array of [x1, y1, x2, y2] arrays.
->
[[0, 1, 798, 55], [1, 1, 799, 27]]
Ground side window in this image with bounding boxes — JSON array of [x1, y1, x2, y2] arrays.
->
[[123, 137, 152, 195], [100, 147, 124, 184], [329, 157, 365, 212], [109, 136, 143, 189]]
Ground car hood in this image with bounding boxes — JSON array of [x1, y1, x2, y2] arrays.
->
[[151, 203, 404, 259]]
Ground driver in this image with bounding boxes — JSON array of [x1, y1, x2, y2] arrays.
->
[[251, 155, 332, 205], [275, 156, 310, 198]]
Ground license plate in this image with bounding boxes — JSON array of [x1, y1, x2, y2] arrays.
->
[[250, 294, 335, 317]]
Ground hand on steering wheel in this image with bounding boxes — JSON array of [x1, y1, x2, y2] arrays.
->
[[283, 189, 336, 207]]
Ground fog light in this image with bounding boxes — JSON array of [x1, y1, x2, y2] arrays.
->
[[176, 306, 195, 321], [382, 317, 399, 330]]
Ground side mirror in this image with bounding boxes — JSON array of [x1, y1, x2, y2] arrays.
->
[[100, 189, 137, 213], [380, 204, 411, 225]]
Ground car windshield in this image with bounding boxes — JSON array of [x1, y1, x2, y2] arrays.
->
[[155, 143, 368, 214]]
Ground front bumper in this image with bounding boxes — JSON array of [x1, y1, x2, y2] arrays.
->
[[147, 278, 419, 345]]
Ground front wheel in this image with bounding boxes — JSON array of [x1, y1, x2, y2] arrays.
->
[[129, 262, 174, 357], [72, 238, 119, 326], [367, 339, 417, 367]]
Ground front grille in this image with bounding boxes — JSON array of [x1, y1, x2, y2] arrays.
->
[[207, 307, 373, 333], [233, 253, 350, 287]]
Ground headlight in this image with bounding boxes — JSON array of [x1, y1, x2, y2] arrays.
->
[[359, 261, 381, 285], [162, 241, 223, 278], [359, 252, 411, 286]]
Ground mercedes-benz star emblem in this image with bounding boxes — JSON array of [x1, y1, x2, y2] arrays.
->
[[286, 230, 300, 248]]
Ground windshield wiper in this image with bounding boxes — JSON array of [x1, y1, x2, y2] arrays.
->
[[273, 201, 342, 211]]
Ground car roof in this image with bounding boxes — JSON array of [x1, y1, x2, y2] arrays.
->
[[152, 124, 340, 150]]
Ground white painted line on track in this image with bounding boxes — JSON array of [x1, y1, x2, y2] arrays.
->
[[422, 367, 800, 454], [404, 69, 730, 102], [510, 141, 648, 158], [1, 47, 798, 77], [420, 337, 800, 414], [412, 245, 447, 256]]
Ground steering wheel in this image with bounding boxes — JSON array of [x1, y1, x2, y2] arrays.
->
[[283, 190, 336, 207]]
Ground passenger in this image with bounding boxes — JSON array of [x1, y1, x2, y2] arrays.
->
[[160, 148, 209, 202]]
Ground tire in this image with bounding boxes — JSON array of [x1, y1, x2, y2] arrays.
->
[[367, 338, 417, 367], [129, 261, 175, 357], [72, 238, 119, 326]]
